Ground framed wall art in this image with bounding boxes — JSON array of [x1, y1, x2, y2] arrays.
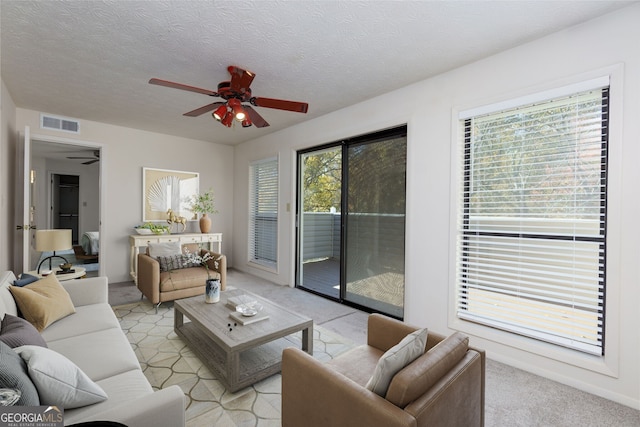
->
[[142, 167, 199, 222]]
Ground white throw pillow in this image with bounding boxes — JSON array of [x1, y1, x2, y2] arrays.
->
[[148, 241, 182, 258], [15, 345, 107, 409], [365, 328, 428, 397]]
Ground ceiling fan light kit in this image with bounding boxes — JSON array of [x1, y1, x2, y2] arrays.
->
[[149, 65, 308, 129], [212, 104, 227, 121]]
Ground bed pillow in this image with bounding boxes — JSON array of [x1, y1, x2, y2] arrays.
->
[[15, 345, 108, 409], [148, 241, 182, 258], [9, 274, 76, 332], [0, 341, 40, 406], [0, 313, 48, 348], [365, 328, 428, 397], [13, 273, 39, 287]]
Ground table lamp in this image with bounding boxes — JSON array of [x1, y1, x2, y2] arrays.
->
[[36, 229, 72, 273]]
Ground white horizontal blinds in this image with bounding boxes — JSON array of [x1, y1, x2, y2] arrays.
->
[[457, 83, 608, 355], [249, 158, 278, 268]]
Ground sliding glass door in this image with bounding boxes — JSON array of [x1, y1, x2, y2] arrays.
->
[[296, 127, 406, 318], [297, 146, 342, 299]]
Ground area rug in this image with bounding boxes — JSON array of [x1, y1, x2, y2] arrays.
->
[[113, 300, 356, 427]]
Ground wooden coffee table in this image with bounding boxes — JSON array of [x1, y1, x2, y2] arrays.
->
[[173, 288, 313, 392]]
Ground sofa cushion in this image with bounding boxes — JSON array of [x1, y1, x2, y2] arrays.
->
[[15, 345, 108, 409], [0, 341, 40, 406], [385, 331, 469, 407], [365, 328, 428, 397], [13, 273, 39, 287], [9, 274, 76, 332], [0, 313, 47, 348], [156, 254, 199, 272], [63, 370, 153, 425], [46, 327, 141, 382], [40, 303, 120, 343]]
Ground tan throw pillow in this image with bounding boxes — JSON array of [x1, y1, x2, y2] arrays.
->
[[9, 274, 75, 332], [365, 328, 428, 397]]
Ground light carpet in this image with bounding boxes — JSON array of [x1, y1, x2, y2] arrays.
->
[[114, 300, 356, 427]]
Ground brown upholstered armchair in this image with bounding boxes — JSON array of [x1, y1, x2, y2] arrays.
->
[[282, 314, 485, 427], [137, 244, 226, 311]]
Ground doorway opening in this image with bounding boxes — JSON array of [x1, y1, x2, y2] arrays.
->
[[52, 174, 80, 244], [26, 135, 103, 275]]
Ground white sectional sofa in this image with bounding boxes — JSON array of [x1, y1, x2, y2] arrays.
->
[[0, 271, 185, 427]]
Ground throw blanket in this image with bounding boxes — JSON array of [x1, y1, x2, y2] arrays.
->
[[81, 231, 99, 255]]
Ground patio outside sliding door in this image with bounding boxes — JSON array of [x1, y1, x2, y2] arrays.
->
[[296, 126, 406, 318]]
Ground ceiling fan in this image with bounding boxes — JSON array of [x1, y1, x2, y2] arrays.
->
[[149, 65, 308, 128], [67, 150, 100, 165]]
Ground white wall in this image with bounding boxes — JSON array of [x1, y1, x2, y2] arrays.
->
[[16, 108, 235, 283], [1, 80, 17, 272], [233, 5, 640, 408]]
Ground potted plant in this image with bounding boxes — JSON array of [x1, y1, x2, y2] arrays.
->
[[189, 188, 218, 233]]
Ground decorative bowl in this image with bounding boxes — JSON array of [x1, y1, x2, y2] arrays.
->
[[59, 263, 73, 272], [236, 302, 263, 317], [134, 228, 152, 235]]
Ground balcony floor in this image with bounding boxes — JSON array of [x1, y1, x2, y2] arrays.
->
[[299, 258, 404, 318]]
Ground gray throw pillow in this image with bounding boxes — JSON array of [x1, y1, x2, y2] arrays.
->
[[365, 328, 428, 397], [156, 254, 199, 272], [0, 314, 48, 348], [0, 341, 40, 406]]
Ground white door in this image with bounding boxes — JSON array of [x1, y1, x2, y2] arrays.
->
[[14, 126, 33, 273]]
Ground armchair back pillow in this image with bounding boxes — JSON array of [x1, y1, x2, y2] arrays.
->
[[148, 242, 182, 258], [365, 327, 428, 397]]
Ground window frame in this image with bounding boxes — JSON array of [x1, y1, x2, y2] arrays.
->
[[248, 156, 279, 272], [448, 72, 624, 375]]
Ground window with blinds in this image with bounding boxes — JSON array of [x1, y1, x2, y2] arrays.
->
[[249, 157, 278, 269], [456, 80, 609, 355]]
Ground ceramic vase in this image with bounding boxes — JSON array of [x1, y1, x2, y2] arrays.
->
[[199, 213, 211, 233], [205, 278, 220, 303]]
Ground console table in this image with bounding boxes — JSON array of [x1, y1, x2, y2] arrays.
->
[[129, 233, 222, 284]]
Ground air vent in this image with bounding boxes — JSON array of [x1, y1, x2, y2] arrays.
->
[[40, 113, 80, 134]]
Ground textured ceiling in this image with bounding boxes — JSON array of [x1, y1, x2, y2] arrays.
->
[[1, 1, 634, 146]]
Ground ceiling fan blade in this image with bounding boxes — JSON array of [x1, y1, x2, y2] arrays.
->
[[184, 102, 225, 117], [82, 159, 99, 165], [251, 97, 308, 113], [149, 78, 218, 96], [228, 66, 255, 93], [244, 106, 270, 128]]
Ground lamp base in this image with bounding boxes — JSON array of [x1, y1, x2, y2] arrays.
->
[[37, 253, 70, 274]]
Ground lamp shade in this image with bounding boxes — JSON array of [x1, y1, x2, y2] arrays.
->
[[35, 229, 72, 252]]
